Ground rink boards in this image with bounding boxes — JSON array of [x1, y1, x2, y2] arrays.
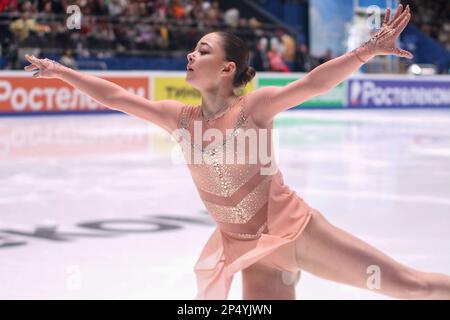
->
[[1, 71, 450, 115]]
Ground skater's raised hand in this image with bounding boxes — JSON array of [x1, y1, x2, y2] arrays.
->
[[24, 54, 66, 79], [361, 4, 413, 59], [247, 4, 415, 124]]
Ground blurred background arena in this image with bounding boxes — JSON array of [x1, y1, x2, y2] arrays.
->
[[0, 0, 449, 299]]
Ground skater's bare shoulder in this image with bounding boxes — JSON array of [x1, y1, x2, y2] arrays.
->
[[244, 86, 290, 128]]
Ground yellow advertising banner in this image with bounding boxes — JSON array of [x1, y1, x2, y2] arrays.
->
[[153, 76, 254, 105]]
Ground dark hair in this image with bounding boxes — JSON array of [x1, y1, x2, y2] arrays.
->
[[214, 31, 256, 88]]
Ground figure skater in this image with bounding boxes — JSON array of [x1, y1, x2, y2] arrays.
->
[[24, 4, 450, 300]]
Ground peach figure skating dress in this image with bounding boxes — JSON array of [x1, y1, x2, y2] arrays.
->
[[173, 94, 314, 299]]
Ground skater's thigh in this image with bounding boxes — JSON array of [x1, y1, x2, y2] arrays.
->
[[295, 208, 421, 291], [241, 262, 298, 300]]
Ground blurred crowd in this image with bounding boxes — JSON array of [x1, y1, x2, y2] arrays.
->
[[0, 0, 449, 72], [1, 0, 251, 56], [251, 33, 331, 73], [404, 0, 450, 51], [0, 0, 318, 72]]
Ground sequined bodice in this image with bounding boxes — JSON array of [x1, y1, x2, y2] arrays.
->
[[176, 95, 277, 240]]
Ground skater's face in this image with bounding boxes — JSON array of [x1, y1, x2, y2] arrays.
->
[[186, 33, 236, 90]]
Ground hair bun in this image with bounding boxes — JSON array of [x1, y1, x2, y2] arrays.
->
[[237, 66, 256, 87]]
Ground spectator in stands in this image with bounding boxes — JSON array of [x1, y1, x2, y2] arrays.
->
[[223, 7, 239, 28], [0, 0, 18, 13], [59, 48, 77, 69], [123, 0, 140, 17], [4, 41, 19, 69], [90, 0, 109, 16], [172, 0, 185, 20], [93, 22, 116, 54], [267, 37, 289, 72], [108, 0, 127, 16], [200, 0, 210, 12], [294, 43, 314, 72], [159, 24, 169, 49], [248, 17, 262, 30], [153, 0, 168, 23], [278, 28, 295, 64], [251, 37, 269, 72], [35, 0, 64, 15], [205, 1, 220, 27], [9, 9, 50, 43]]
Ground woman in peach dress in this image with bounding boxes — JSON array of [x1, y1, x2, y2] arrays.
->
[[25, 5, 450, 300]]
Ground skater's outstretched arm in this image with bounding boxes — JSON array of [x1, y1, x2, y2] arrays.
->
[[23, 55, 183, 133], [250, 4, 413, 127]]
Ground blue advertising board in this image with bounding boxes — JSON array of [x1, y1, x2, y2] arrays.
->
[[347, 77, 450, 108]]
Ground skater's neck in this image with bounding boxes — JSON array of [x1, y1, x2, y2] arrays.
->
[[199, 86, 237, 119]]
